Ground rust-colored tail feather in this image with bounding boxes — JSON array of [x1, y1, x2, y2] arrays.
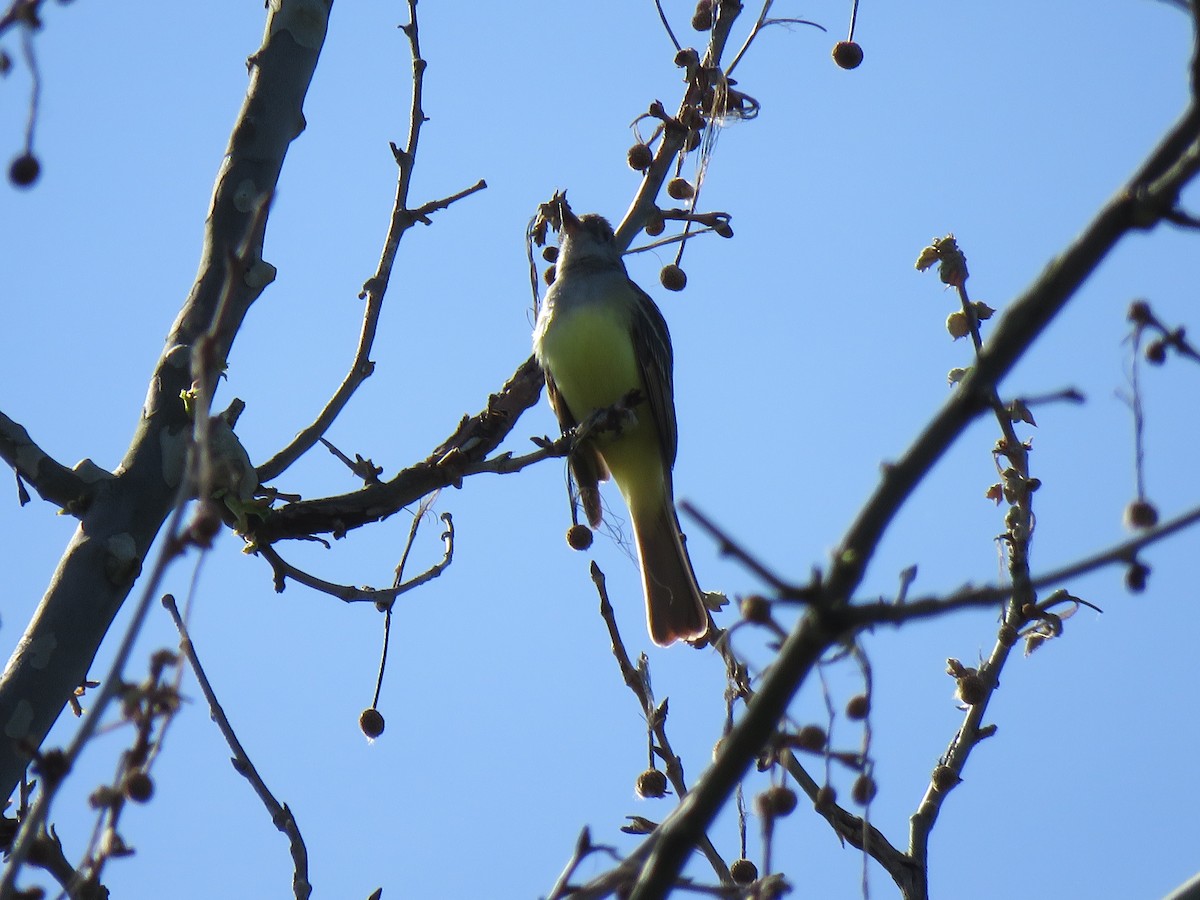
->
[[632, 498, 708, 646]]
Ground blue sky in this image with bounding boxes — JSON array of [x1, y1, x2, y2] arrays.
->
[[3, 1, 1199, 898]]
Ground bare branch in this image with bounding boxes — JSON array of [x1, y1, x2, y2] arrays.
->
[[253, 355, 544, 542], [0, 0, 335, 806], [162, 595, 311, 900], [255, 0, 486, 484], [590, 563, 733, 886], [254, 179, 484, 481], [629, 90, 1200, 899], [259, 511, 453, 605], [612, 0, 744, 247], [849, 502, 1200, 625], [0, 411, 106, 512]]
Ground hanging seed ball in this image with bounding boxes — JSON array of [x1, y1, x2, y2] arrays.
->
[[730, 858, 758, 884], [832, 41, 864, 69], [740, 594, 771, 624], [1125, 560, 1150, 593], [851, 774, 877, 805], [566, 524, 593, 551], [845, 693, 870, 720], [359, 707, 386, 739], [763, 785, 798, 817], [1123, 499, 1159, 530], [123, 770, 155, 803], [692, 0, 714, 31], [1128, 300, 1153, 325], [793, 724, 827, 752], [8, 152, 40, 187], [627, 143, 654, 171], [713, 220, 734, 238], [660, 265, 687, 291], [543, 265, 557, 286], [542, 246, 559, 263], [644, 210, 666, 237], [667, 177, 695, 200], [636, 768, 668, 798]]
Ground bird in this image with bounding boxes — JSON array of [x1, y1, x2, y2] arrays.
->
[[533, 200, 708, 646]]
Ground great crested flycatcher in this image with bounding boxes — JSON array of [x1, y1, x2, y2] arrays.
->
[[533, 203, 708, 646]]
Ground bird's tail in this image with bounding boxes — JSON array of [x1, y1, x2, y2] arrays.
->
[[631, 496, 708, 646]]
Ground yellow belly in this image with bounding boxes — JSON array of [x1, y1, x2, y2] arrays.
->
[[537, 303, 666, 513]]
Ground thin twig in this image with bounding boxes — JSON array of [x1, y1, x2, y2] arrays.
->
[[590, 564, 733, 886], [162, 595, 311, 900], [629, 93, 1200, 898], [370, 494, 441, 710], [259, 513, 454, 603], [255, 0, 484, 484], [859, 501, 1200, 621], [680, 501, 815, 600], [651, 0, 681, 53], [19, 22, 39, 152], [253, 355, 543, 543], [0, 494, 193, 899]]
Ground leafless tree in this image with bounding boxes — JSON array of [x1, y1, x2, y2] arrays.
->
[[2, 1, 1200, 898]]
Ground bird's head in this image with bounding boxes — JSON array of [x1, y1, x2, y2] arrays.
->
[[557, 201, 619, 271]]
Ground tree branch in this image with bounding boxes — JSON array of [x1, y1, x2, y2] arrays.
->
[[0, 0, 334, 803], [0, 411, 107, 512], [629, 88, 1200, 900], [163, 595, 311, 900], [256, 1, 484, 484], [252, 354, 544, 542], [259, 511, 454, 603]]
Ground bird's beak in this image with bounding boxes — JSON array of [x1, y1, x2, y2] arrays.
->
[[558, 199, 581, 235]]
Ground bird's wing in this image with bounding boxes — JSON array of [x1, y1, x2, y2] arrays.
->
[[628, 279, 678, 475], [545, 367, 607, 528]]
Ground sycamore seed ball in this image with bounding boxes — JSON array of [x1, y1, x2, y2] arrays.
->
[[123, 770, 154, 803], [660, 264, 687, 291], [740, 594, 771, 623], [851, 774, 877, 805], [1128, 300, 1153, 325], [932, 765, 960, 793], [360, 707, 386, 739], [667, 177, 695, 200], [566, 524, 593, 551], [765, 785, 798, 816], [793, 724, 827, 752], [730, 858, 758, 884], [845, 694, 870, 720], [832, 41, 864, 70], [1125, 561, 1150, 593], [8, 153, 40, 188], [627, 143, 653, 171], [1124, 499, 1159, 530], [636, 768, 668, 798]]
